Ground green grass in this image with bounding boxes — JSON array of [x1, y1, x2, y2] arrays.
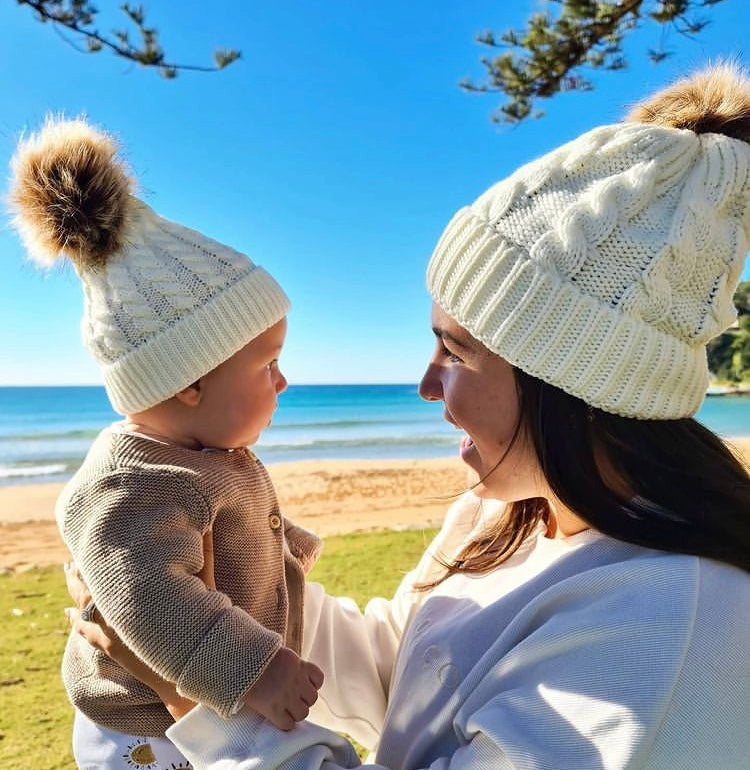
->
[[0, 527, 437, 770], [0, 567, 73, 769], [306, 527, 438, 605]]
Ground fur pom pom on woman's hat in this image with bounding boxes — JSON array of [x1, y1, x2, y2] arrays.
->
[[427, 63, 750, 419], [9, 118, 290, 415]]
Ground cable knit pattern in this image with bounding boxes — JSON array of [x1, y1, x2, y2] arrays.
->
[[428, 123, 750, 418], [71, 201, 291, 413], [56, 429, 321, 737]]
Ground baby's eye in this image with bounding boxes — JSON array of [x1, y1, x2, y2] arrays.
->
[[266, 359, 279, 371]]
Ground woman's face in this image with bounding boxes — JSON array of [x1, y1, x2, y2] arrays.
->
[[419, 303, 545, 500]]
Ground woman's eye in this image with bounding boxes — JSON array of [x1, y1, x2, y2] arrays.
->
[[441, 345, 462, 364]]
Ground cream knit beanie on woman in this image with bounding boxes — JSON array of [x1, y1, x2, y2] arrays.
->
[[427, 64, 750, 419], [10, 119, 290, 414]]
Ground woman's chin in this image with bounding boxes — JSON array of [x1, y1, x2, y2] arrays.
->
[[459, 440, 507, 499], [459, 439, 486, 490], [459, 435, 476, 463]]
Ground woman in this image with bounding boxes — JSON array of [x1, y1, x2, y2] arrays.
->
[[69, 63, 750, 769]]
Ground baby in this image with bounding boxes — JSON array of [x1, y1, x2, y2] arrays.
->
[[10, 118, 323, 769]]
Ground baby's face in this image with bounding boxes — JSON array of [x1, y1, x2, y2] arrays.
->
[[192, 318, 288, 449]]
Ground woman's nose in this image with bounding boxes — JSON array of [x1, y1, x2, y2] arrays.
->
[[418, 363, 443, 402]]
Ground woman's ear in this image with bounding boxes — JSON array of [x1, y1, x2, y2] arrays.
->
[[174, 379, 204, 408]]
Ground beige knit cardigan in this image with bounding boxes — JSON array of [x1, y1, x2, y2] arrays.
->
[[57, 429, 321, 737]]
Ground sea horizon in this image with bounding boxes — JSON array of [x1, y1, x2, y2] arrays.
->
[[1, 384, 749, 487]]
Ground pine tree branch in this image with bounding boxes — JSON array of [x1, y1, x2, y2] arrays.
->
[[465, 0, 725, 123], [18, 0, 240, 77]]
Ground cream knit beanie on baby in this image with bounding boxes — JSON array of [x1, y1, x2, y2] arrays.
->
[[10, 118, 290, 414], [427, 64, 750, 419]]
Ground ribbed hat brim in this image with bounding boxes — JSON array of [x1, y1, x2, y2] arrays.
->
[[101, 265, 290, 414], [427, 208, 708, 419]]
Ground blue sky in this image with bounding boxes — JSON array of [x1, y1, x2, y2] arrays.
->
[[1, 1, 748, 386]]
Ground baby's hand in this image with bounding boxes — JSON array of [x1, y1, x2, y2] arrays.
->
[[242, 647, 323, 731], [298, 551, 319, 574]]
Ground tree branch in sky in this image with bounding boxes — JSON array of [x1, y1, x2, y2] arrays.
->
[[462, 0, 726, 123], [19, 0, 240, 78]]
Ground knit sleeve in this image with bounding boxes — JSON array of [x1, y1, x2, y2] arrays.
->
[[298, 492, 497, 751], [64, 469, 282, 717], [298, 555, 429, 749]]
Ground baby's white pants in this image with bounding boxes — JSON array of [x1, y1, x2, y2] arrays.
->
[[73, 710, 191, 769]]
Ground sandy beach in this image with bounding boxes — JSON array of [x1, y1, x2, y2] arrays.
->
[[2, 439, 748, 572], [0, 457, 469, 571]]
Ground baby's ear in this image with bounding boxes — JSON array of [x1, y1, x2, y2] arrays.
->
[[174, 379, 203, 407]]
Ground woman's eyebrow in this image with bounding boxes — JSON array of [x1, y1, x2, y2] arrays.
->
[[432, 327, 473, 350]]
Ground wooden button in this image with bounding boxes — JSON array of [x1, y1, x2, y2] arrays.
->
[[269, 513, 282, 530]]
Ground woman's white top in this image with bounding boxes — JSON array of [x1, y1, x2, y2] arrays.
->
[[168, 492, 750, 769]]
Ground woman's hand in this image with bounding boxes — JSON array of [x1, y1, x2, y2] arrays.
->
[[199, 528, 216, 590], [63, 560, 121, 659], [62, 529, 218, 721], [65, 598, 197, 720]]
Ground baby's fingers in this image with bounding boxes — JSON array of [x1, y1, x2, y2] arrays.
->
[[269, 708, 296, 732], [286, 699, 310, 724], [298, 678, 320, 709], [304, 660, 324, 690]]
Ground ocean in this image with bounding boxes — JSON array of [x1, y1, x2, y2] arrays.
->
[[1, 384, 749, 486]]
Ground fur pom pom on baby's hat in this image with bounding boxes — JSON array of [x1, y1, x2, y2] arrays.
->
[[8, 117, 290, 415], [427, 63, 750, 420], [10, 118, 134, 269]]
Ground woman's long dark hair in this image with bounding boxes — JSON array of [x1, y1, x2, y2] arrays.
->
[[520, 369, 750, 570], [423, 369, 750, 588]]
